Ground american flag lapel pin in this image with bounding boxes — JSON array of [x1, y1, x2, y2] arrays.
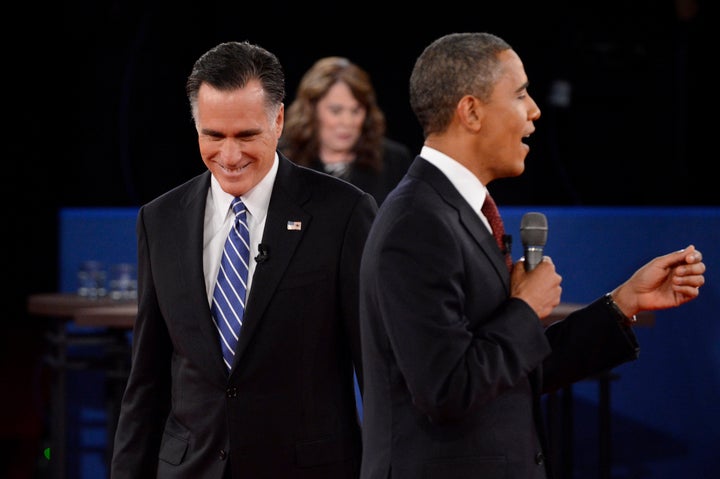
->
[[287, 220, 302, 231]]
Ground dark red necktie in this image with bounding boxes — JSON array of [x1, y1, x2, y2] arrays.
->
[[481, 193, 512, 271]]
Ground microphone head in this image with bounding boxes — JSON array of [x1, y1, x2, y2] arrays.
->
[[520, 212, 548, 247]]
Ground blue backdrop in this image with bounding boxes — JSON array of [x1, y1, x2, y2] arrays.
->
[[500, 206, 720, 478], [57, 206, 720, 478]]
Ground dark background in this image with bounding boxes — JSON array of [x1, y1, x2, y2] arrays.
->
[[56, 0, 711, 210], [3, 0, 712, 476]]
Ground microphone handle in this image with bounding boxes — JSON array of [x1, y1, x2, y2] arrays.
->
[[524, 247, 543, 271]]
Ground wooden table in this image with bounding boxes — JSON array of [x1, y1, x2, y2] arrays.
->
[[27, 293, 137, 479], [26, 296, 651, 333], [27, 293, 137, 324]]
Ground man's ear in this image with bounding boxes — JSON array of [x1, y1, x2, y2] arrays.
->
[[456, 95, 483, 132], [275, 103, 285, 138]]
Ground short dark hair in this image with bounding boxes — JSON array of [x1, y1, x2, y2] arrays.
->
[[409, 32, 511, 137], [186, 41, 285, 121]]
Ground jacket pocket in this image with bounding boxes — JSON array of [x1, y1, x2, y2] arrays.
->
[[158, 429, 189, 466], [423, 456, 506, 478]]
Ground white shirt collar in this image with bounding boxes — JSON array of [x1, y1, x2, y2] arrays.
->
[[209, 152, 279, 224], [420, 145, 489, 214], [203, 153, 279, 302]]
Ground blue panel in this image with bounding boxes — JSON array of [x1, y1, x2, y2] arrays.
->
[[58, 207, 139, 293], [500, 206, 720, 302], [57, 205, 720, 478], [501, 206, 720, 478], [59, 207, 138, 479]]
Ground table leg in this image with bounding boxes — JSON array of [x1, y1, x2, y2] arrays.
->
[[561, 384, 574, 479], [598, 371, 613, 479], [47, 320, 67, 479]]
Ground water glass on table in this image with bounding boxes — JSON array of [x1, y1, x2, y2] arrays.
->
[[109, 262, 137, 300], [77, 260, 107, 299]]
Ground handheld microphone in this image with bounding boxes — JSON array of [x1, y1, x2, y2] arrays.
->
[[520, 212, 548, 271], [255, 244, 269, 264]]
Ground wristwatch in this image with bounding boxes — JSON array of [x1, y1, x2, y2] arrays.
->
[[604, 292, 638, 326]]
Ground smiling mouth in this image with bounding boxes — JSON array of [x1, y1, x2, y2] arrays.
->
[[219, 162, 249, 173]]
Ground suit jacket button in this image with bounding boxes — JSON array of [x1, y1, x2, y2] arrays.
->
[[535, 452, 545, 465], [226, 387, 237, 398], [219, 449, 227, 460]]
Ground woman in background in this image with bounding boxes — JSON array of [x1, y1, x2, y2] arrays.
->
[[281, 56, 413, 205]]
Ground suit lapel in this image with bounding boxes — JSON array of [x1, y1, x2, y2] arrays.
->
[[409, 157, 510, 289], [166, 172, 230, 385], [232, 157, 311, 366]]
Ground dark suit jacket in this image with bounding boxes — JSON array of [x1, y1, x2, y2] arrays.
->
[[358, 157, 640, 479], [307, 138, 413, 206], [111, 154, 377, 479]]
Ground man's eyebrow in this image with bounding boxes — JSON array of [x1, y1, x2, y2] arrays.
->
[[515, 81, 530, 94], [200, 127, 222, 136]]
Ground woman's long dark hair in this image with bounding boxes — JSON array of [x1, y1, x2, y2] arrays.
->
[[280, 56, 386, 172]]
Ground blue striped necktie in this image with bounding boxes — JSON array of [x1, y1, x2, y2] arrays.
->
[[211, 197, 250, 372]]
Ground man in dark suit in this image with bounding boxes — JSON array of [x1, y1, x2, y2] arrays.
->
[[110, 41, 377, 478], [358, 32, 706, 479]]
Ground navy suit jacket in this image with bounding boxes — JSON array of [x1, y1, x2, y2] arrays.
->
[[359, 157, 639, 479], [111, 154, 377, 478]]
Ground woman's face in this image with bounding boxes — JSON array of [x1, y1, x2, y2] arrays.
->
[[315, 81, 366, 160]]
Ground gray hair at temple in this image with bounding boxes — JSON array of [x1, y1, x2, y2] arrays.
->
[[409, 32, 512, 137]]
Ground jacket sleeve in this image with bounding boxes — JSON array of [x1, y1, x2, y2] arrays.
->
[[339, 191, 377, 396], [111, 206, 172, 478], [541, 296, 640, 394]]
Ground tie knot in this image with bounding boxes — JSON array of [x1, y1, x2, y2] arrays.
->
[[481, 193, 497, 215], [231, 197, 246, 218]]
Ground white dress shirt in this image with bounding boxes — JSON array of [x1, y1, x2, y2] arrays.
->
[[202, 154, 279, 305], [420, 146, 494, 234]]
